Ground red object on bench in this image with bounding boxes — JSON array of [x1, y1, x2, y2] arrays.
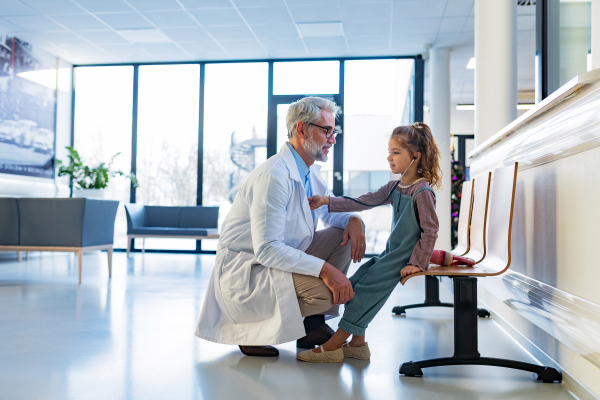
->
[[430, 250, 475, 266]]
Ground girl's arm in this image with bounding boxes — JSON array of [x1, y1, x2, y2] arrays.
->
[[408, 190, 439, 272], [321, 181, 398, 213]]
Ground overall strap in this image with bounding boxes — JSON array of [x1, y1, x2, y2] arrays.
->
[[413, 186, 436, 198]]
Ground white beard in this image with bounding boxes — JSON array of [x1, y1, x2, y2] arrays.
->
[[303, 133, 328, 162]]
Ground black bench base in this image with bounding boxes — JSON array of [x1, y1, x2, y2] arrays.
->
[[400, 357, 562, 383], [398, 276, 561, 383]]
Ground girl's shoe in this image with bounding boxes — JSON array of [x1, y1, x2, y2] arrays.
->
[[342, 343, 371, 360], [297, 346, 344, 363]]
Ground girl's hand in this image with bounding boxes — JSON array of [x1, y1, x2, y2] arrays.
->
[[308, 195, 329, 210], [401, 265, 421, 278]]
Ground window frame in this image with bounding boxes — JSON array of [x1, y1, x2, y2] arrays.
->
[[72, 55, 424, 254]]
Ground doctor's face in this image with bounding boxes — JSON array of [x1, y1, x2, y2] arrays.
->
[[302, 110, 336, 162]]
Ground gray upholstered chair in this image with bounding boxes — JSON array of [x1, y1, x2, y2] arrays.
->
[[124, 205, 219, 256], [0, 198, 119, 284]]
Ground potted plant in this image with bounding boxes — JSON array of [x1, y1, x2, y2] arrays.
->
[[57, 147, 138, 199]]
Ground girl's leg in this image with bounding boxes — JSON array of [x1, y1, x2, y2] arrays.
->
[[339, 255, 405, 336], [348, 334, 365, 347], [313, 329, 351, 352]]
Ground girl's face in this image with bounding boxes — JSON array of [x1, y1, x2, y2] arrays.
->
[[387, 137, 414, 175]]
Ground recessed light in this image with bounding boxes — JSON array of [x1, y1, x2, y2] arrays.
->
[[116, 29, 169, 43], [297, 22, 344, 38], [466, 57, 475, 69]]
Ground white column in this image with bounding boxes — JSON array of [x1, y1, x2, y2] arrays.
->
[[592, 0, 600, 70], [474, 0, 517, 146], [429, 47, 451, 251]]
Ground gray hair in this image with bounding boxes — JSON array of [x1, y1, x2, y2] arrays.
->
[[286, 97, 339, 139]]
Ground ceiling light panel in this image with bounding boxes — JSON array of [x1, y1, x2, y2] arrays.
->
[[117, 28, 170, 43], [142, 11, 198, 28], [298, 22, 344, 38], [238, 6, 293, 25], [98, 12, 153, 30], [189, 8, 244, 26]]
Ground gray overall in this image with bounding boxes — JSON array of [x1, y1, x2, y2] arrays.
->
[[337, 186, 435, 336]]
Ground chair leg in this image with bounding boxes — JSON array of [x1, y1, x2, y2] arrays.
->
[[392, 275, 490, 317], [126, 236, 131, 258], [399, 277, 562, 382], [77, 250, 82, 285], [142, 238, 145, 255], [107, 247, 113, 278]]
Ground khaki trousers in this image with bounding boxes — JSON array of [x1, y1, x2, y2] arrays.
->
[[292, 227, 352, 318]]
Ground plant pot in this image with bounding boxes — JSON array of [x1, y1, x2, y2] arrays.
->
[[73, 188, 107, 199]]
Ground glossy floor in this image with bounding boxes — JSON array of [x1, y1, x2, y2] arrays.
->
[[0, 252, 574, 400]]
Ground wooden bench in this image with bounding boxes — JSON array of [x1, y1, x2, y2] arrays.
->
[[398, 163, 562, 382], [392, 174, 490, 318]]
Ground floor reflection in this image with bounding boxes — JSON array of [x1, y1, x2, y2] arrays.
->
[[0, 252, 577, 400]]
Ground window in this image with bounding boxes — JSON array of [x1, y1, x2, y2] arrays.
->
[[136, 64, 200, 251], [73, 66, 133, 249], [203, 62, 268, 250], [343, 59, 415, 254], [273, 61, 339, 95]]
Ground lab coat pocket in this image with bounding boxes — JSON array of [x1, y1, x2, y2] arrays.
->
[[219, 248, 253, 292]]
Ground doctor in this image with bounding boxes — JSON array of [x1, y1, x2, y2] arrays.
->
[[195, 97, 366, 357]]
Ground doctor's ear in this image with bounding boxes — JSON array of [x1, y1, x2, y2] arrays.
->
[[295, 121, 309, 139], [413, 152, 421, 162]]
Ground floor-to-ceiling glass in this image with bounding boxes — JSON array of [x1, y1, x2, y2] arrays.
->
[[73, 66, 133, 249], [343, 59, 415, 254], [136, 64, 200, 251], [273, 61, 340, 192], [202, 62, 268, 250]]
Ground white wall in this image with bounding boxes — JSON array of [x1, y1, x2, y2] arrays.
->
[[0, 58, 72, 198]]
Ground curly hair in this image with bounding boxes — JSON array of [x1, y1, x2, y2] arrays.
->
[[391, 122, 442, 190]]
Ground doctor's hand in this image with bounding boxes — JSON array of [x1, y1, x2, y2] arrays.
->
[[308, 195, 330, 210], [320, 262, 354, 305], [341, 216, 366, 263]]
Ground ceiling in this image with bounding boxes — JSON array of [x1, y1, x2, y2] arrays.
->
[[0, 0, 537, 104]]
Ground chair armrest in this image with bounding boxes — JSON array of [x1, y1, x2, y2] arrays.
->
[[81, 199, 120, 246], [124, 203, 147, 232]]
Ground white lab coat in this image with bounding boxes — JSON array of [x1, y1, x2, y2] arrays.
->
[[195, 144, 359, 345]]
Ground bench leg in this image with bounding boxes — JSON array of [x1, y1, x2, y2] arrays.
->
[[107, 247, 113, 278], [392, 275, 490, 317], [17, 251, 21, 262], [399, 277, 562, 382], [77, 250, 82, 285], [26, 251, 29, 261]]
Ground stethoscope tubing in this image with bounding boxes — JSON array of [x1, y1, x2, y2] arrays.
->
[[338, 158, 416, 208]]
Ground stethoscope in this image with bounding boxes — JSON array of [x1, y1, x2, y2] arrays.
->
[[339, 157, 417, 207]]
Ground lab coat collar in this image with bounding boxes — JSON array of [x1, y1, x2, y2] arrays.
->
[[280, 143, 315, 232], [280, 143, 302, 183]]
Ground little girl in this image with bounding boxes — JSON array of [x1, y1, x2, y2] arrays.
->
[[298, 122, 441, 363]]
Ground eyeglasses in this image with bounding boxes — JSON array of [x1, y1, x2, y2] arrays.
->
[[308, 122, 339, 139]]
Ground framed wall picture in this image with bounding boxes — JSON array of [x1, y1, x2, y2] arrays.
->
[[0, 35, 57, 178]]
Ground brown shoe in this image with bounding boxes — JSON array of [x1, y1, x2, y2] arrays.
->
[[296, 323, 335, 349], [238, 345, 279, 357]]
